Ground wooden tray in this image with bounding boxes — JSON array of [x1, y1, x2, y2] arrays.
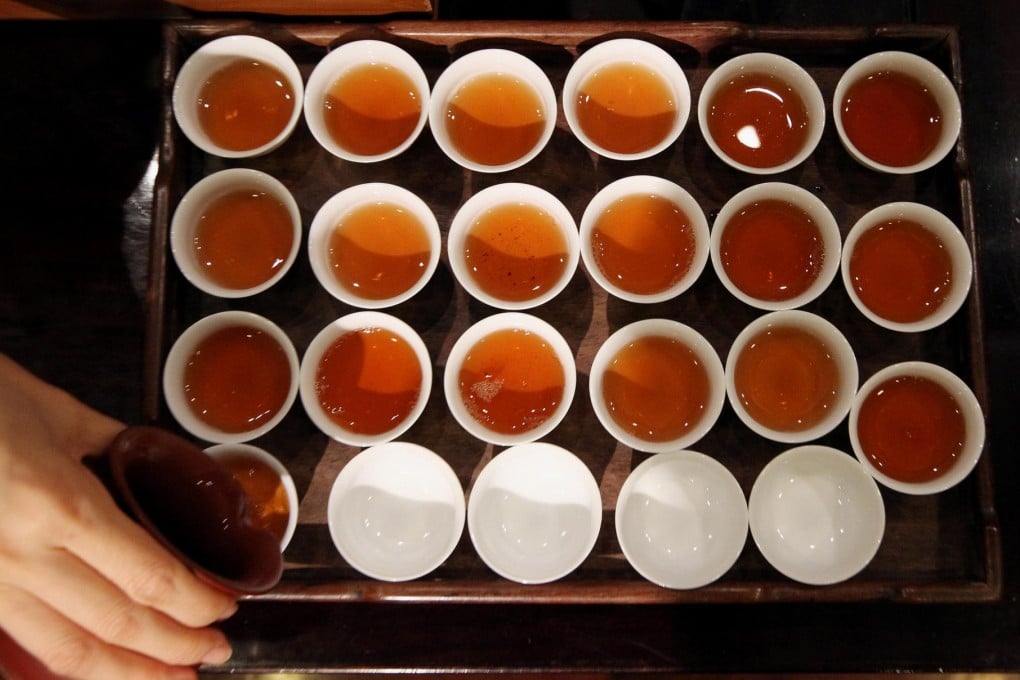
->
[[146, 19, 1001, 604]]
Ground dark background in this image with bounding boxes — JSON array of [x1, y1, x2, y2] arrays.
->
[[1, 0, 1017, 673]]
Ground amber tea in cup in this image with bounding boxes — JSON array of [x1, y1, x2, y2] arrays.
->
[[589, 319, 725, 453], [197, 59, 294, 152], [172, 35, 303, 158], [841, 202, 972, 332], [300, 312, 432, 446], [444, 313, 576, 446], [205, 443, 298, 551], [163, 311, 299, 444], [447, 73, 545, 166], [733, 324, 840, 433], [840, 71, 941, 168], [183, 327, 291, 432], [328, 202, 433, 301], [563, 38, 690, 160], [574, 62, 677, 156], [719, 198, 823, 302], [315, 327, 423, 436], [833, 51, 961, 173], [698, 53, 824, 174], [711, 182, 840, 310], [580, 175, 709, 304], [323, 65, 420, 156], [304, 40, 429, 162], [849, 219, 951, 323], [726, 310, 858, 443], [602, 335, 711, 444], [458, 328, 564, 436], [309, 183, 440, 308], [849, 361, 985, 495], [170, 168, 301, 298], [464, 203, 568, 302], [448, 183, 579, 310], [429, 49, 556, 172], [592, 194, 695, 296]]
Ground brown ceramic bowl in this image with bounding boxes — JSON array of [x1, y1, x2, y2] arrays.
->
[[95, 426, 283, 594]]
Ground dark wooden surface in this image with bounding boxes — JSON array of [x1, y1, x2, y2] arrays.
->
[[1, 0, 1019, 674]]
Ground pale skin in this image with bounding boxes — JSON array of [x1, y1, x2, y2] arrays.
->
[[0, 354, 238, 679]]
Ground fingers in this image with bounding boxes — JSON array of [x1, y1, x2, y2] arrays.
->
[[10, 548, 231, 669], [0, 584, 199, 680], [64, 496, 238, 629]]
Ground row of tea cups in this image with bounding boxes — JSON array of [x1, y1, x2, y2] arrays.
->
[[171, 169, 973, 333], [246, 437, 888, 590], [197, 436, 883, 590], [173, 35, 961, 174], [162, 308, 984, 498]]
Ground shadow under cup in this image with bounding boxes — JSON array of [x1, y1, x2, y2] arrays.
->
[[88, 426, 283, 594]]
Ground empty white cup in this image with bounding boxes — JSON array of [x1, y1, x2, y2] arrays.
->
[[327, 442, 465, 581], [468, 443, 601, 584]]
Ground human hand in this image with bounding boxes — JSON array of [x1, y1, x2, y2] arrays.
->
[[0, 354, 238, 680]]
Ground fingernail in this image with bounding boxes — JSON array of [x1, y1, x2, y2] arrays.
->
[[201, 641, 233, 666]]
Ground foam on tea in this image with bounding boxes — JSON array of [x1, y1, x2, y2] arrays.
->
[[705, 71, 810, 169], [575, 61, 678, 155], [445, 72, 547, 166], [193, 189, 294, 290], [315, 327, 423, 436], [322, 62, 422, 157], [196, 58, 296, 152], [591, 193, 696, 296], [458, 328, 565, 436], [183, 325, 293, 434], [463, 202, 569, 303]]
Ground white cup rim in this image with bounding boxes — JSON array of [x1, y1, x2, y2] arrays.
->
[[327, 442, 465, 581], [748, 444, 885, 585], [562, 38, 691, 161], [588, 318, 725, 452], [428, 49, 557, 173], [443, 312, 576, 446], [614, 449, 747, 589], [307, 182, 441, 309], [725, 309, 859, 443], [710, 181, 841, 311], [204, 443, 300, 552], [447, 182, 580, 310], [172, 35, 304, 158], [467, 442, 601, 584], [832, 50, 962, 174], [299, 312, 432, 446], [579, 175, 710, 303], [848, 361, 985, 494], [170, 168, 302, 298], [697, 52, 825, 174], [303, 40, 430, 163], [841, 201, 973, 332], [162, 311, 299, 444]]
